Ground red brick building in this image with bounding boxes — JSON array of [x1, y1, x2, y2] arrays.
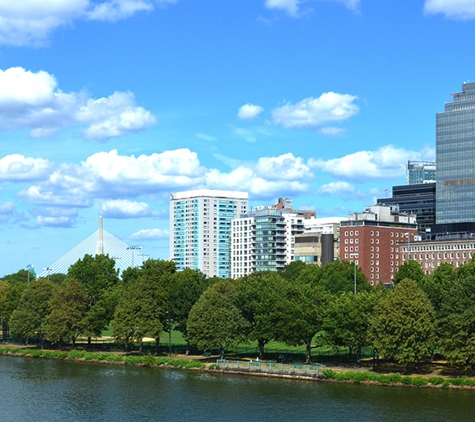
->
[[340, 205, 418, 286]]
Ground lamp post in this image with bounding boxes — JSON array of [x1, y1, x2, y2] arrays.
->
[[43, 267, 53, 281], [404, 232, 411, 261], [349, 253, 359, 294], [26, 264, 34, 282], [127, 246, 142, 268]]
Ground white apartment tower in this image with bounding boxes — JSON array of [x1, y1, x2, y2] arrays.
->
[[170, 189, 248, 278]]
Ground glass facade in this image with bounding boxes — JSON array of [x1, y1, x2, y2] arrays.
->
[[436, 82, 475, 224]]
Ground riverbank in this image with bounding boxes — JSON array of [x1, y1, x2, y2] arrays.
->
[[1, 345, 475, 390]]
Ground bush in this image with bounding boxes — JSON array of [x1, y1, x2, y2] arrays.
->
[[380, 373, 402, 384], [428, 376, 444, 385], [143, 354, 157, 367], [68, 350, 85, 359], [409, 377, 428, 387], [321, 369, 336, 380]]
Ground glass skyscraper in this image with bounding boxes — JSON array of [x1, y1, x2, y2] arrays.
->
[[436, 82, 475, 224], [169, 189, 248, 278]]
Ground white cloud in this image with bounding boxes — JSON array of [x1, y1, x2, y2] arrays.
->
[[101, 199, 154, 218], [317, 181, 356, 195], [264, 0, 300, 16], [238, 103, 264, 121], [327, 0, 360, 11], [271, 92, 359, 130], [130, 228, 169, 239], [319, 127, 346, 136], [309, 145, 435, 181], [20, 149, 313, 205], [255, 153, 313, 181], [234, 127, 257, 142], [0, 67, 155, 140], [0, 0, 177, 46], [30, 207, 78, 228], [424, 0, 475, 20], [0, 154, 53, 182], [196, 132, 217, 141]]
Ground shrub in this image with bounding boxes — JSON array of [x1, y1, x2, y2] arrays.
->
[[428, 376, 444, 385], [143, 354, 157, 367], [321, 369, 336, 380], [409, 377, 428, 387], [68, 350, 85, 359]]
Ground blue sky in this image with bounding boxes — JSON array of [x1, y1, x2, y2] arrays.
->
[[0, 0, 474, 276]]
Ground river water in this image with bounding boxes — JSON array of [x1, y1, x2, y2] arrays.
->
[[1, 356, 473, 421]]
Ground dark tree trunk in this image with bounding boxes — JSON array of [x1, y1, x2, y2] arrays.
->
[[258, 339, 266, 360], [155, 337, 160, 354], [356, 345, 362, 367], [220, 345, 225, 360], [87, 336, 92, 348], [140, 341, 144, 354], [305, 341, 312, 364]]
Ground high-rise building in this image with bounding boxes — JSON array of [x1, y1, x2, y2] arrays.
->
[[169, 189, 248, 278], [230, 208, 305, 278], [376, 183, 435, 237], [436, 82, 475, 224], [407, 161, 436, 185]]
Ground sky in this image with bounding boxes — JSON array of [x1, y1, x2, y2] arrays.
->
[[1, 0, 475, 276]]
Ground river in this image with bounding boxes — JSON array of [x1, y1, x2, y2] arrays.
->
[[1, 356, 473, 421]]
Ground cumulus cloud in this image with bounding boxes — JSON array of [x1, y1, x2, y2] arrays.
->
[[271, 92, 359, 130], [0, 0, 177, 46], [0, 154, 53, 182], [130, 228, 169, 239], [264, 0, 300, 16], [101, 199, 155, 218], [238, 103, 264, 121], [30, 207, 78, 228], [424, 0, 475, 20], [20, 149, 312, 205], [0, 202, 15, 223], [318, 181, 356, 195], [309, 145, 435, 181], [0, 67, 155, 140]]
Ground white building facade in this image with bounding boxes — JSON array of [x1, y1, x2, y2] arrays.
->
[[170, 189, 248, 278]]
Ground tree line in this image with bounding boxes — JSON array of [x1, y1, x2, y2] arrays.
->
[[1, 256, 475, 372]]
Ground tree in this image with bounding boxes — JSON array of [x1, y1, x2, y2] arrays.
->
[[275, 282, 329, 363], [112, 278, 164, 353], [9, 279, 56, 347], [418, 262, 455, 317], [166, 268, 208, 349], [295, 264, 323, 285], [369, 278, 435, 371], [392, 260, 424, 284], [438, 275, 475, 372], [324, 290, 381, 364], [187, 280, 249, 358], [281, 260, 307, 282], [45, 279, 89, 347], [67, 254, 120, 339], [317, 260, 369, 294], [237, 272, 288, 359]]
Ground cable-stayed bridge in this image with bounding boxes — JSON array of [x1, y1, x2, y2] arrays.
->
[[38, 217, 147, 278]]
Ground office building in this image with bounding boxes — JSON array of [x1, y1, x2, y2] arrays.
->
[[294, 217, 345, 265], [436, 82, 475, 224], [170, 189, 248, 278], [407, 161, 436, 185], [376, 183, 435, 237], [340, 205, 417, 285]]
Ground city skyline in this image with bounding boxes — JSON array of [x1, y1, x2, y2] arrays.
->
[[0, 1, 474, 276]]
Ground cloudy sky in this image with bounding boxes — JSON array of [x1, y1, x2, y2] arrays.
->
[[0, 0, 473, 276]]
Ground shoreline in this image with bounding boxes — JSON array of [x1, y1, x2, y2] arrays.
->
[[1, 346, 474, 390]]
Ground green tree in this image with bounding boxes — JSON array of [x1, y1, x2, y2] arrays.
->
[[324, 290, 381, 364], [112, 278, 164, 352], [317, 260, 369, 294], [392, 260, 424, 284], [369, 278, 435, 371], [67, 254, 120, 339], [275, 282, 329, 363], [237, 272, 288, 359], [438, 276, 475, 372], [9, 279, 56, 346], [281, 260, 307, 282], [419, 262, 455, 317], [45, 279, 89, 347], [295, 264, 323, 285], [187, 280, 249, 358]]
